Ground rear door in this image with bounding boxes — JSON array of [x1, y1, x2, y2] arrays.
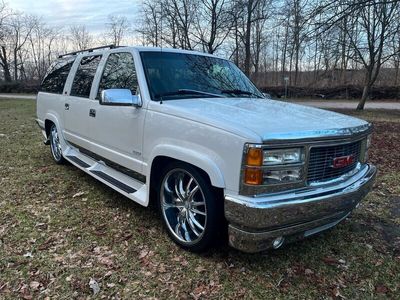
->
[[89, 51, 146, 174], [63, 54, 102, 150]]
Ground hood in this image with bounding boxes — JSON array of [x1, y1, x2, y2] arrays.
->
[[156, 98, 370, 142]]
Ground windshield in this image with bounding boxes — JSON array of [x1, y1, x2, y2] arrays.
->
[[140, 51, 263, 101]]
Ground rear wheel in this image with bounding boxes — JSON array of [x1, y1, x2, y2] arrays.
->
[[157, 162, 222, 252], [49, 123, 65, 164]]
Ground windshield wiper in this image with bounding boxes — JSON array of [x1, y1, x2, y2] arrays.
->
[[221, 89, 263, 98], [155, 89, 224, 100]]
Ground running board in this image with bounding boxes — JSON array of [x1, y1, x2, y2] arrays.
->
[[66, 155, 90, 168], [91, 170, 136, 193], [63, 145, 147, 206]]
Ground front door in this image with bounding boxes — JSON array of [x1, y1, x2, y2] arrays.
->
[[89, 51, 146, 174]]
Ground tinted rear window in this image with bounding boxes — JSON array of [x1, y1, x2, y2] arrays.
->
[[41, 57, 75, 94], [70, 55, 102, 98]]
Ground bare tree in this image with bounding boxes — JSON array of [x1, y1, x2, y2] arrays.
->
[[106, 15, 130, 46], [344, 0, 399, 109], [233, 0, 271, 76], [28, 17, 60, 80], [193, 0, 232, 54], [9, 14, 34, 80], [165, 0, 198, 50], [138, 0, 163, 47], [69, 25, 92, 51], [0, 1, 13, 81]]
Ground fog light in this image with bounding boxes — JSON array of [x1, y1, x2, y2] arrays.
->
[[272, 236, 285, 249]]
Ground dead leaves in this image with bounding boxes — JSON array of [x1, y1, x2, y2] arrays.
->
[[72, 191, 85, 198], [89, 278, 100, 295]]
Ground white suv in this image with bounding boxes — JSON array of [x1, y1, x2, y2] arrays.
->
[[36, 45, 376, 253]]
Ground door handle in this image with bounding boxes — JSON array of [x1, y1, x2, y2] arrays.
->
[[89, 109, 96, 117], [65, 103, 69, 110]]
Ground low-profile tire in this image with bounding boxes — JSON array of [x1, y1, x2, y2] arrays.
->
[[157, 161, 222, 252], [49, 123, 66, 164]]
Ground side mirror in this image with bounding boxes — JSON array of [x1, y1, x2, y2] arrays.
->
[[101, 89, 141, 107]]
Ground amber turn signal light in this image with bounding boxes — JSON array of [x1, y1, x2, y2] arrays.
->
[[246, 148, 263, 166], [244, 168, 263, 185]]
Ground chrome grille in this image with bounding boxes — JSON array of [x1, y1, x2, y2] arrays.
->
[[307, 141, 361, 183]]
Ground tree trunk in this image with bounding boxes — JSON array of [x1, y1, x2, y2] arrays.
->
[[14, 49, 18, 81], [244, 0, 253, 76], [357, 84, 370, 110]]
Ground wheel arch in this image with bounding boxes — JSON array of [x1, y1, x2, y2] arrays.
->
[[44, 113, 62, 138], [146, 146, 226, 207]]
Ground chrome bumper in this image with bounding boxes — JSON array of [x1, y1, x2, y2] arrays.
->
[[225, 164, 377, 253]]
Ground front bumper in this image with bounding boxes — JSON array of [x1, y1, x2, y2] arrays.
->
[[225, 164, 377, 253]]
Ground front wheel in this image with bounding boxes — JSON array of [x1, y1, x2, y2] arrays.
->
[[158, 162, 222, 252], [49, 123, 65, 164]]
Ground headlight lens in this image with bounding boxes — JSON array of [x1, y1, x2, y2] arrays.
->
[[362, 134, 372, 163], [263, 148, 303, 165], [263, 167, 303, 184], [244, 145, 305, 185]]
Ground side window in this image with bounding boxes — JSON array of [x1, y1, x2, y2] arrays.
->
[[41, 57, 75, 94], [97, 52, 138, 99], [70, 55, 102, 98]]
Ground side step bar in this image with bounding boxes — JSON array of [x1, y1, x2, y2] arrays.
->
[[62, 145, 147, 206], [66, 155, 90, 168], [91, 170, 137, 194]]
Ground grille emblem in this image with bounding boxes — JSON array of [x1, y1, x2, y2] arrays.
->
[[332, 155, 355, 169]]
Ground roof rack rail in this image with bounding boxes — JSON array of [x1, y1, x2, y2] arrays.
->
[[58, 44, 120, 58]]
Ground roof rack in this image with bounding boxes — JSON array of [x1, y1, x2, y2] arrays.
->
[[58, 44, 120, 58]]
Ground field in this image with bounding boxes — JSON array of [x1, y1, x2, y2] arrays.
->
[[0, 99, 399, 299]]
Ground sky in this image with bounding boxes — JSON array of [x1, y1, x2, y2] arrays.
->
[[8, 0, 141, 33]]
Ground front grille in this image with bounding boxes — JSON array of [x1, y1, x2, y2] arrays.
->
[[307, 141, 361, 183]]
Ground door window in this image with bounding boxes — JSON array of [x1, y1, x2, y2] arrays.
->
[[70, 55, 102, 98], [97, 52, 138, 99], [41, 57, 75, 94]]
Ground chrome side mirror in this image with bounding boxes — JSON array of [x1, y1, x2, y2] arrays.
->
[[101, 89, 141, 107]]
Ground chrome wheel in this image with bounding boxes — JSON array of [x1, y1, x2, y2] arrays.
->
[[50, 124, 63, 161], [160, 169, 207, 245]]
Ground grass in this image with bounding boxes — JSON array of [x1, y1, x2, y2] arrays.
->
[[0, 99, 399, 299]]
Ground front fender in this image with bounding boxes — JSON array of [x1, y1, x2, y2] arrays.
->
[[147, 144, 225, 188]]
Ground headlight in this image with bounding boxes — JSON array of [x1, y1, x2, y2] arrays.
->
[[244, 145, 305, 185], [361, 134, 372, 163], [263, 148, 303, 165], [264, 168, 303, 184], [366, 134, 372, 149]]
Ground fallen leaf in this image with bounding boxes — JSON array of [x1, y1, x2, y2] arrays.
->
[[23, 252, 33, 258], [195, 266, 206, 273], [376, 285, 389, 294], [29, 281, 40, 290], [89, 278, 100, 295], [72, 191, 85, 198], [304, 268, 314, 275], [139, 249, 149, 259], [98, 257, 114, 267], [322, 256, 339, 265]]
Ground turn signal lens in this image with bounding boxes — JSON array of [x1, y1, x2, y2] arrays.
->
[[246, 148, 263, 166], [244, 168, 263, 185]]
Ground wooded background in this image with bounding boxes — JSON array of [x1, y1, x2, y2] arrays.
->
[[1, 0, 400, 109]]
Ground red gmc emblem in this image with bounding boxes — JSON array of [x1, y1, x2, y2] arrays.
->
[[332, 155, 355, 168]]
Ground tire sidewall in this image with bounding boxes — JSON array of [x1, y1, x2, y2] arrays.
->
[[49, 123, 65, 164], [157, 161, 221, 252]]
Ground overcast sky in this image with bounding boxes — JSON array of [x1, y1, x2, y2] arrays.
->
[[8, 0, 140, 33]]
